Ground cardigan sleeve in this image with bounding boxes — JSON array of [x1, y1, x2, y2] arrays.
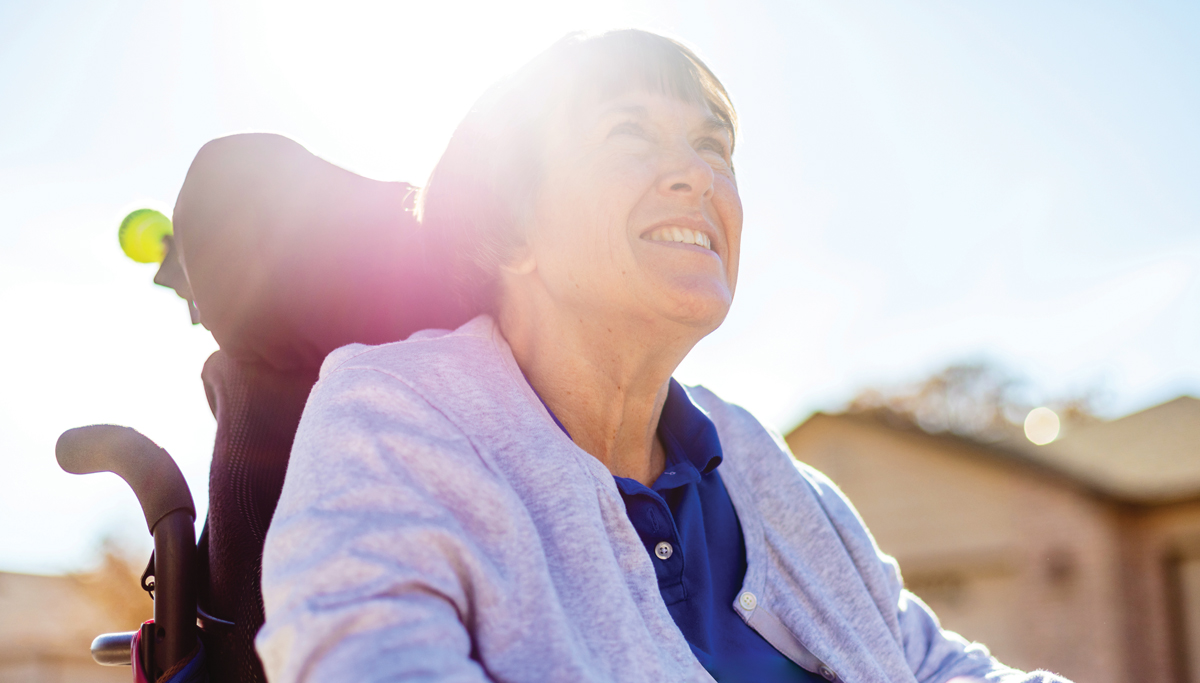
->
[[894, 584, 1074, 683], [255, 363, 502, 683], [808, 468, 1076, 683]]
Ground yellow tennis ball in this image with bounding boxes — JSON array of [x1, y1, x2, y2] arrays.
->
[[118, 209, 174, 263]]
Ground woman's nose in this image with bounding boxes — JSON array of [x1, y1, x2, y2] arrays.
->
[[658, 144, 715, 199]]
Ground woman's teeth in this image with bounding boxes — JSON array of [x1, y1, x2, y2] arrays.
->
[[644, 227, 712, 250]]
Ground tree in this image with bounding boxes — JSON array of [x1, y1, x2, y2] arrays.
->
[[846, 362, 1098, 443]]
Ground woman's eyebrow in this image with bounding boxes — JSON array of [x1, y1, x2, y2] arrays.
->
[[597, 104, 730, 140], [698, 114, 731, 138]]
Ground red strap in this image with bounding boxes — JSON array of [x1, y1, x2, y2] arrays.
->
[[130, 620, 154, 683]]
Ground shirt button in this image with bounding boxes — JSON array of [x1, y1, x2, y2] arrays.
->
[[654, 541, 673, 560], [738, 591, 757, 611], [818, 664, 836, 680]]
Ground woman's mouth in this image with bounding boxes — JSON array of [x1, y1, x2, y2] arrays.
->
[[642, 226, 712, 251]]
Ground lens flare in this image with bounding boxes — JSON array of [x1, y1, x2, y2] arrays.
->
[[1024, 407, 1060, 445]]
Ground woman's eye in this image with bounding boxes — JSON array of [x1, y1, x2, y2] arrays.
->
[[697, 138, 729, 157], [607, 122, 646, 139]]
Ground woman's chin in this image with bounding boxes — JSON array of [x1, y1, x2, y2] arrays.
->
[[651, 280, 734, 331]]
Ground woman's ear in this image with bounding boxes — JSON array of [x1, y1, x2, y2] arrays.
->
[[500, 242, 537, 275]]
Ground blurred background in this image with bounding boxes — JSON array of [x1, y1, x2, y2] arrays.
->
[[1, 1, 1197, 681]]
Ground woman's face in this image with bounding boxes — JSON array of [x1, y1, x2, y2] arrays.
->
[[521, 89, 743, 334]]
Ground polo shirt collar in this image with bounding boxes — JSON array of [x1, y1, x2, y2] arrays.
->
[[652, 379, 724, 488]]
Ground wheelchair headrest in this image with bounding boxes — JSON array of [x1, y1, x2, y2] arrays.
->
[[172, 133, 476, 370]]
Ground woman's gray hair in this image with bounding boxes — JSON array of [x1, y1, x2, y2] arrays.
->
[[418, 29, 737, 311]]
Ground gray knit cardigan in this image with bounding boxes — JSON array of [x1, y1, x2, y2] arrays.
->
[[256, 316, 1072, 683]]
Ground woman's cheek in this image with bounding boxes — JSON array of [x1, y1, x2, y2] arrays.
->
[[715, 179, 743, 232]]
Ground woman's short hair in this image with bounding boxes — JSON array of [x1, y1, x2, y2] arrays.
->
[[418, 29, 737, 311]]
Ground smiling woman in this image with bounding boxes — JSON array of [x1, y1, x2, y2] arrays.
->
[[255, 30, 1073, 683]]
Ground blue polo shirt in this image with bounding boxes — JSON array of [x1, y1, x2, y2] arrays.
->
[[539, 379, 821, 682]]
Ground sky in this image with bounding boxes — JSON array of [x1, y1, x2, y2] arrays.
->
[[1, 0, 1198, 574]]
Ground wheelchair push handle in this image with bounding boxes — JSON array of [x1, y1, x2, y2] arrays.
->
[[56, 424, 199, 677], [56, 424, 195, 533]]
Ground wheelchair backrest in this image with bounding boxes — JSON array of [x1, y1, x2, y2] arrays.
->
[[173, 133, 476, 681]]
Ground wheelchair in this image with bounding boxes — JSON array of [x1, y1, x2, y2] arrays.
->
[[56, 133, 476, 682]]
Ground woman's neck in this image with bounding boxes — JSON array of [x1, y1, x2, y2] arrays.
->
[[499, 294, 698, 486]]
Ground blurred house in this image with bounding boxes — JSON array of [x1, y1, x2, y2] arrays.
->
[[0, 550, 151, 683], [787, 393, 1200, 683]]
